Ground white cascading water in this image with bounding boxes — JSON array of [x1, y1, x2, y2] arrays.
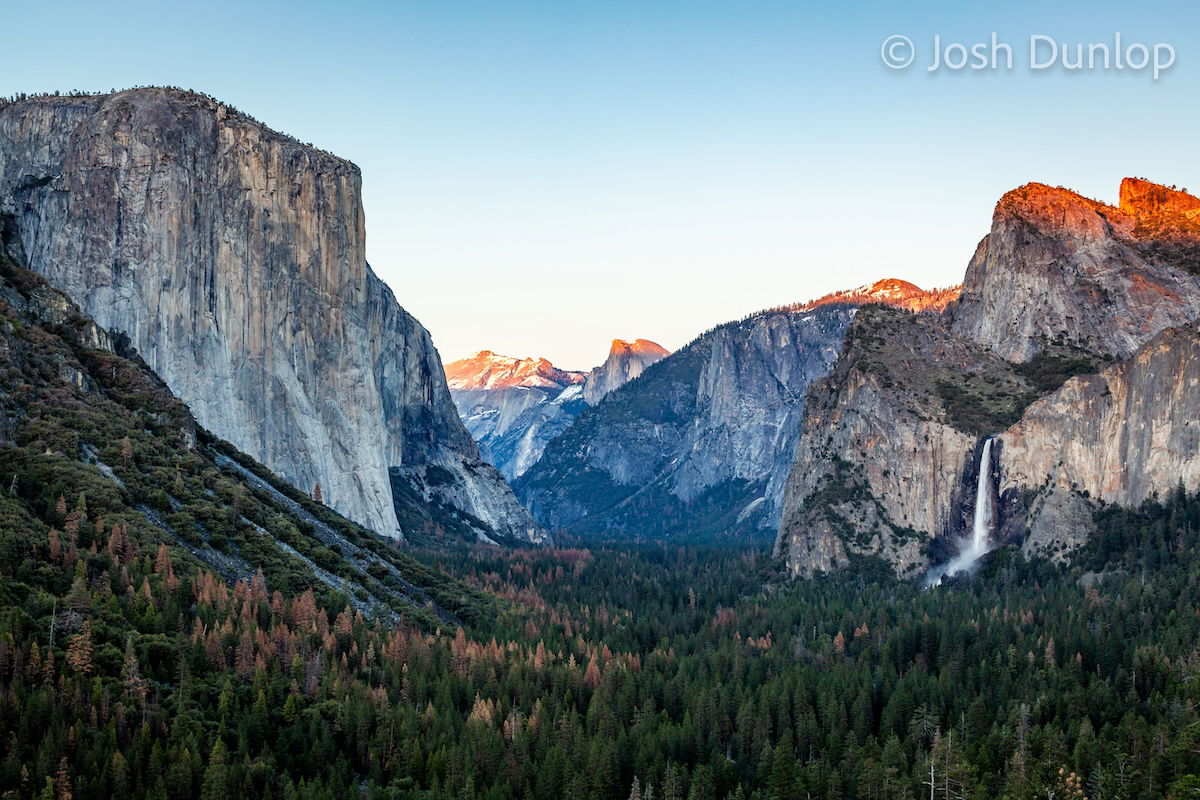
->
[[927, 438, 995, 586]]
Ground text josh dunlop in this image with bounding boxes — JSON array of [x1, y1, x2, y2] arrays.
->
[[881, 33, 1176, 80]]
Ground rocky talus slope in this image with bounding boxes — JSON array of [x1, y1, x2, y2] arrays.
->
[[778, 179, 1200, 577], [518, 281, 956, 539], [0, 88, 542, 544]]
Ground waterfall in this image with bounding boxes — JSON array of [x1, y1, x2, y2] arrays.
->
[[926, 437, 996, 586], [969, 437, 996, 556]]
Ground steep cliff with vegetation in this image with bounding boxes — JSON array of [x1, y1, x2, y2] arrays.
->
[[0, 227, 492, 621], [949, 179, 1200, 362], [779, 179, 1200, 577], [774, 306, 1062, 577]]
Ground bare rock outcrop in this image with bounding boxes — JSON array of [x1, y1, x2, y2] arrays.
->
[[998, 321, 1200, 558], [950, 179, 1200, 362], [581, 339, 669, 405], [774, 307, 1032, 577]]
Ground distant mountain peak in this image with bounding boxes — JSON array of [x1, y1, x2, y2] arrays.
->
[[836, 278, 935, 305], [777, 279, 960, 315], [583, 338, 670, 405], [445, 351, 585, 391], [608, 338, 670, 357], [863, 277, 921, 293]]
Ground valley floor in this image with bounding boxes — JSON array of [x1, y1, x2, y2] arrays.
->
[[4, 487, 1200, 799]]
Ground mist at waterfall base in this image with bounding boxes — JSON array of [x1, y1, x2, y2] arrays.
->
[[926, 438, 997, 588]]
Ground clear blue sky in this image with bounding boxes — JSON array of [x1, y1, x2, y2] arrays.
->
[[4, 0, 1196, 369]]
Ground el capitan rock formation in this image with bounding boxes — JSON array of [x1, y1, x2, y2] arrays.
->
[[0, 88, 543, 544]]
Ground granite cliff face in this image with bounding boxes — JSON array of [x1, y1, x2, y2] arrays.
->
[[997, 321, 1200, 559], [445, 351, 587, 480], [581, 339, 669, 405], [518, 281, 956, 539], [774, 307, 1043, 577], [0, 88, 542, 544], [950, 179, 1200, 362], [779, 179, 1200, 577]]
